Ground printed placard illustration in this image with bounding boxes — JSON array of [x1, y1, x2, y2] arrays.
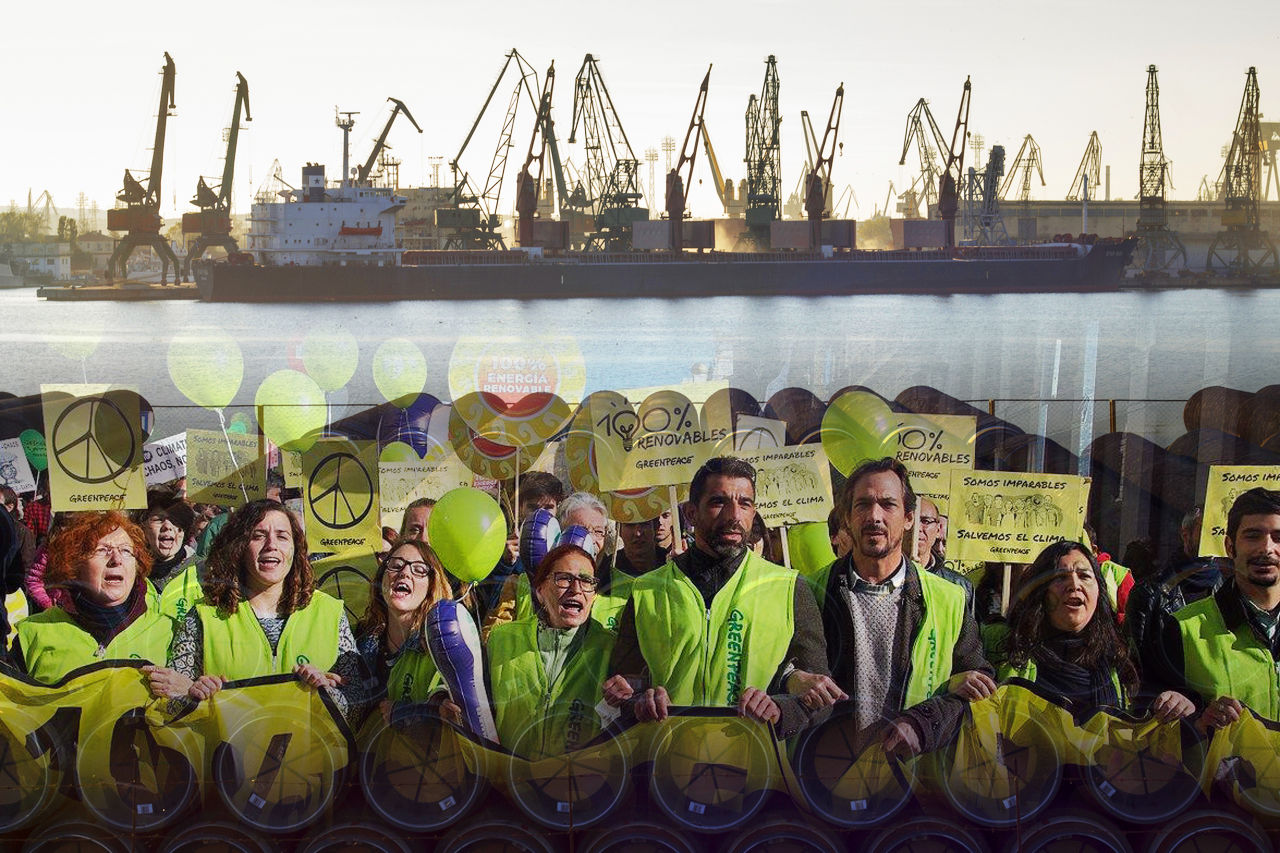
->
[[185, 429, 266, 505], [595, 390, 728, 492], [379, 453, 475, 531], [947, 470, 1088, 562], [41, 384, 146, 511], [1199, 465, 1280, 557], [737, 445, 834, 525], [0, 438, 36, 493]]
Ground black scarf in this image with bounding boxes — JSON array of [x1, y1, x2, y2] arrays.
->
[[1030, 631, 1119, 709], [675, 546, 748, 608], [68, 581, 144, 646]]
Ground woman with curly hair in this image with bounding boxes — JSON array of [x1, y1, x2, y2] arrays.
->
[[164, 499, 368, 716], [356, 538, 451, 704], [988, 539, 1193, 720], [12, 511, 176, 685]]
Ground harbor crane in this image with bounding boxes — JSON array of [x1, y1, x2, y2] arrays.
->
[[442, 49, 541, 250], [357, 99, 422, 185], [1206, 66, 1278, 273], [570, 53, 648, 251], [804, 83, 844, 248], [744, 55, 782, 246], [183, 71, 251, 277], [699, 123, 743, 217], [962, 145, 1010, 246], [665, 66, 712, 252], [1066, 131, 1101, 201], [999, 134, 1044, 202], [898, 97, 951, 217], [516, 63, 555, 248], [1136, 64, 1187, 270], [107, 52, 182, 284], [936, 76, 971, 248]]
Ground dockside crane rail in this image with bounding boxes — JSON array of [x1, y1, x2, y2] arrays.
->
[[898, 97, 951, 217], [1206, 66, 1278, 272], [569, 53, 647, 251], [183, 72, 251, 277], [665, 65, 712, 252], [107, 52, 182, 284], [744, 55, 782, 243], [356, 98, 422, 185], [804, 83, 844, 247], [999, 134, 1045, 202], [1066, 131, 1101, 201]]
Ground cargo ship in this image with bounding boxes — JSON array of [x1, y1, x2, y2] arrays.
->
[[192, 162, 1139, 303]]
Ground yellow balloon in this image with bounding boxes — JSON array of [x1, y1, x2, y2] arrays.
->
[[821, 391, 899, 476], [301, 326, 359, 392], [373, 339, 428, 409], [168, 330, 244, 411], [379, 441, 420, 463], [255, 369, 327, 453]]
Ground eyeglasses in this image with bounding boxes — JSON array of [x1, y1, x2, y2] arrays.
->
[[920, 516, 941, 528], [91, 544, 136, 561], [385, 557, 431, 579], [551, 572, 599, 592]]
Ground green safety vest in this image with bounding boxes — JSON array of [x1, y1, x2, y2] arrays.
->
[[487, 616, 615, 758], [1176, 594, 1280, 720], [197, 590, 343, 680], [808, 559, 966, 709], [1098, 559, 1130, 611], [514, 570, 633, 633], [17, 586, 175, 685], [632, 551, 795, 707], [387, 645, 441, 703], [996, 658, 1127, 708], [158, 562, 203, 623]]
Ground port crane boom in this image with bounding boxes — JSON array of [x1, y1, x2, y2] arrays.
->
[[666, 65, 711, 252], [357, 98, 422, 185], [184, 71, 251, 277], [516, 63, 555, 247], [1135, 64, 1187, 269], [744, 55, 781, 245], [999, 134, 1044, 201], [936, 76, 971, 248], [1066, 131, 1101, 201], [1206, 66, 1278, 272], [108, 52, 182, 283], [898, 98, 951, 217], [804, 83, 844, 248]]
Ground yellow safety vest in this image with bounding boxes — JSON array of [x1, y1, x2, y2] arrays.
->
[[197, 591, 343, 680]]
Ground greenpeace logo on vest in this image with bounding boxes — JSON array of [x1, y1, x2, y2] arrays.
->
[[566, 698, 587, 751], [726, 608, 745, 705], [296, 654, 310, 665], [400, 671, 414, 698], [175, 597, 188, 621]]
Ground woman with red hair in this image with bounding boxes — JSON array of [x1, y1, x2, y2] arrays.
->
[[12, 511, 176, 684]]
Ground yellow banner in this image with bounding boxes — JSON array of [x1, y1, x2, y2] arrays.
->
[[378, 454, 474, 531], [595, 390, 729, 491], [303, 439, 382, 553], [41, 384, 146, 512], [737, 445, 834, 525], [186, 429, 266, 506], [896, 413, 976, 516], [1199, 466, 1280, 557], [946, 470, 1088, 563]]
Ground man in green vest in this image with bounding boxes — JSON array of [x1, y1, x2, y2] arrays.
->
[[1153, 487, 1280, 727], [803, 457, 992, 757], [605, 456, 831, 739]]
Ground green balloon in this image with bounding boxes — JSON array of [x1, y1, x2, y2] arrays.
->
[[821, 391, 898, 477], [255, 370, 328, 453], [373, 338, 428, 409], [379, 441, 420, 463], [19, 429, 47, 472], [227, 413, 251, 435], [787, 522, 837, 579], [302, 327, 359, 392], [427, 487, 506, 583], [168, 330, 244, 411]]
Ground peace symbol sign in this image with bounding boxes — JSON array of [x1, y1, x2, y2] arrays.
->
[[307, 452, 373, 529], [50, 396, 136, 485]]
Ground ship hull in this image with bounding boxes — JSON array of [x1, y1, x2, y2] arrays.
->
[[194, 239, 1138, 302]]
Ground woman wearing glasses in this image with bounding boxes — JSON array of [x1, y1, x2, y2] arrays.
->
[[160, 499, 368, 719], [12, 511, 176, 684], [356, 539, 452, 704], [484, 543, 623, 758]]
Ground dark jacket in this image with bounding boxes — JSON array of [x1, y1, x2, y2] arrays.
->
[[817, 556, 992, 754], [1127, 557, 1224, 679]]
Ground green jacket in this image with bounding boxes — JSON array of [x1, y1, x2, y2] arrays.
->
[[1175, 588, 1280, 719], [197, 590, 343, 680]]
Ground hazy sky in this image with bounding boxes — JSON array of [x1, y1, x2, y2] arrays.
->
[[4, 0, 1276, 226]]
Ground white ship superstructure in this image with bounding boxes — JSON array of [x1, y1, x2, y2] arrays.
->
[[246, 164, 404, 266]]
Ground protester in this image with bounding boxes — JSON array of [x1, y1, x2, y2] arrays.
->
[[827, 506, 852, 559], [357, 538, 452, 704], [134, 490, 197, 590], [917, 497, 975, 615], [800, 458, 991, 756], [399, 497, 435, 542], [11, 512, 176, 685], [606, 457, 830, 739], [615, 517, 667, 577], [485, 544, 619, 757], [1152, 487, 1280, 726], [973, 539, 1193, 719], [483, 473, 567, 609], [165, 499, 368, 718]]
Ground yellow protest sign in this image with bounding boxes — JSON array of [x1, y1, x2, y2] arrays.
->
[[378, 453, 475, 531], [737, 445, 834, 526], [896, 413, 976, 516], [595, 390, 729, 491], [186, 429, 266, 506], [1199, 466, 1280, 557], [946, 470, 1088, 563], [41, 384, 146, 511], [303, 439, 382, 553], [282, 449, 304, 489]]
